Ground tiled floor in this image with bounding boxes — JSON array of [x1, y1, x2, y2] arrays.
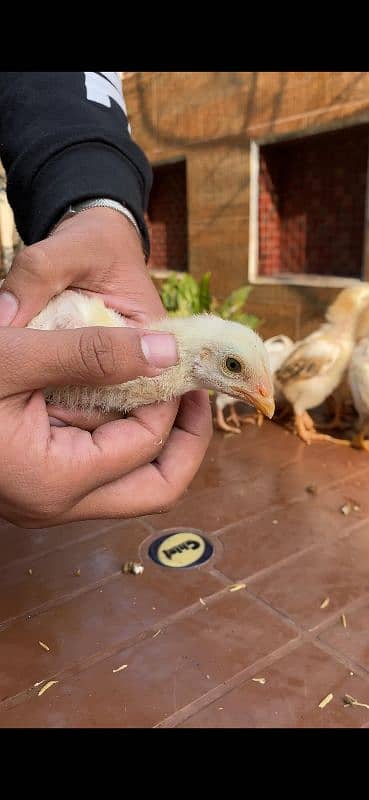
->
[[1, 419, 369, 728]]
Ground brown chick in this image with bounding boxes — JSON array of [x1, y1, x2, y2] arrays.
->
[[275, 284, 369, 444]]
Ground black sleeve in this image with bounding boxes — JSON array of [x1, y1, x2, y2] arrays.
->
[[0, 72, 152, 255]]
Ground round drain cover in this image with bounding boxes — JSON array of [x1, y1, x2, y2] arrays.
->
[[148, 528, 213, 569]]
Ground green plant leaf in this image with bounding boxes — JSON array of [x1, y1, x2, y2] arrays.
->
[[219, 285, 253, 319], [198, 271, 212, 312], [161, 274, 261, 328], [232, 312, 262, 329]]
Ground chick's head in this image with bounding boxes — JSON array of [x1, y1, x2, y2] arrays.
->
[[189, 315, 275, 418]]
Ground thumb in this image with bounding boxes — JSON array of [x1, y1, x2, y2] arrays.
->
[[0, 244, 69, 327], [0, 326, 178, 398]]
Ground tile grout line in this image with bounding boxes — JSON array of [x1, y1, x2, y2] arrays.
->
[[0, 570, 125, 633], [154, 637, 303, 728], [0, 517, 140, 576], [313, 637, 369, 683], [211, 510, 369, 591], [215, 563, 369, 647], [156, 605, 369, 728], [0, 575, 304, 715], [1, 435, 369, 720], [0, 529, 157, 631], [3, 492, 365, 635], [143, 459, 369, 542], [2, 562, 369, 721]]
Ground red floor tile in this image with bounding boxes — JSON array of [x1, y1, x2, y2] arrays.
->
[[179, 643, 369, 728], [1, 421, 369, 727], [249, 526, 369, 631], [0, 592, 295, 728]]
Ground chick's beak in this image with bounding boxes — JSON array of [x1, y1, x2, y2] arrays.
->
[[250, 391, 275, 419], [233, 375, 275, 419]]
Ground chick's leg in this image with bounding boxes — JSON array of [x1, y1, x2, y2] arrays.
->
[[226, 403, 260, 429], [215, 403, 241, 434], [295, 413, 314, 444], [227, 406, 261, 427], [294, 412, 351, 446], [225, 404, 242, 429], [351, 419, 369, 451], [302, 411, 315, 430], [233, 410, 259, 426]]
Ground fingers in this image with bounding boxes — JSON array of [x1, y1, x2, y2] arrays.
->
[[54, 391, 212, 521], [0, 326, 178, 397], [47, 404, 124, 431], [0, 208, 159, 328], [0, 245, 71, 327], [48, 399, 180, 493]]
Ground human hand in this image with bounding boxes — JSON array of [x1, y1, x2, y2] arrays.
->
[[0, 324, 212, 527], [0, 207, 167, 430]]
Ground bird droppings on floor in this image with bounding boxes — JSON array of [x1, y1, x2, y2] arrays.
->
[[2, 422, 369, 728], [340, 500, 360, 515], [122, 561, 144, 576], [343, 694, 369, 710]]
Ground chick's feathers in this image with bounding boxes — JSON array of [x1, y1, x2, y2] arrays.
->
[[348, 337, 369, 423], [28, 289, 273, 416], [276, 285, 369, 417], [277, 334, 342, 384]]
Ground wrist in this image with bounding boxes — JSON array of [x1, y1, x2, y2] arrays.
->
[[51, 198, 148, 259]]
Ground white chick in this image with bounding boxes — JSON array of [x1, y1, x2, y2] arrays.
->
[[28, 289, 275, 419], [275, 284, 369, 444], [214, 334, 294, 433], [347, 303, 369, 450]]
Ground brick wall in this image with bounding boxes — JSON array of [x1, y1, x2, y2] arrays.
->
[[123, 72, 369, 338], [259, 124, 369, 278], [146, 160, 188, 270]]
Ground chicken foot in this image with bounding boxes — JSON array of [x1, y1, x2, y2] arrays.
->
[[215, 403, 241, 434], [215, 402, 261, 434], [294, 412, 351, 446], [351, 419, 369, 452], [231, 409, 263, 427]]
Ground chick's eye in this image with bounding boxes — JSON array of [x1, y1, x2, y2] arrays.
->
[[225, 357, 242, 373]]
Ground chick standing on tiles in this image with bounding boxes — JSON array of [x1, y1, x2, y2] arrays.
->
[[275, 285, 369, 444]]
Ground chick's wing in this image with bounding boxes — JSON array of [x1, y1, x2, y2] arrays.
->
[[276, 335, 341, 386]]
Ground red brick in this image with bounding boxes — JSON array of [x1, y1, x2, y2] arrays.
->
[[259, 124, 369, 278]]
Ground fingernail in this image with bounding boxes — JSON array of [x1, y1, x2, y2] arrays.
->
[[141, 333, 178, 368], [0, 291, 18, 326], [49, 417, 68, 427]]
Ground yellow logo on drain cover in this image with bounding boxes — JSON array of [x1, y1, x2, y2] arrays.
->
[[149, 529, 213, 568]]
